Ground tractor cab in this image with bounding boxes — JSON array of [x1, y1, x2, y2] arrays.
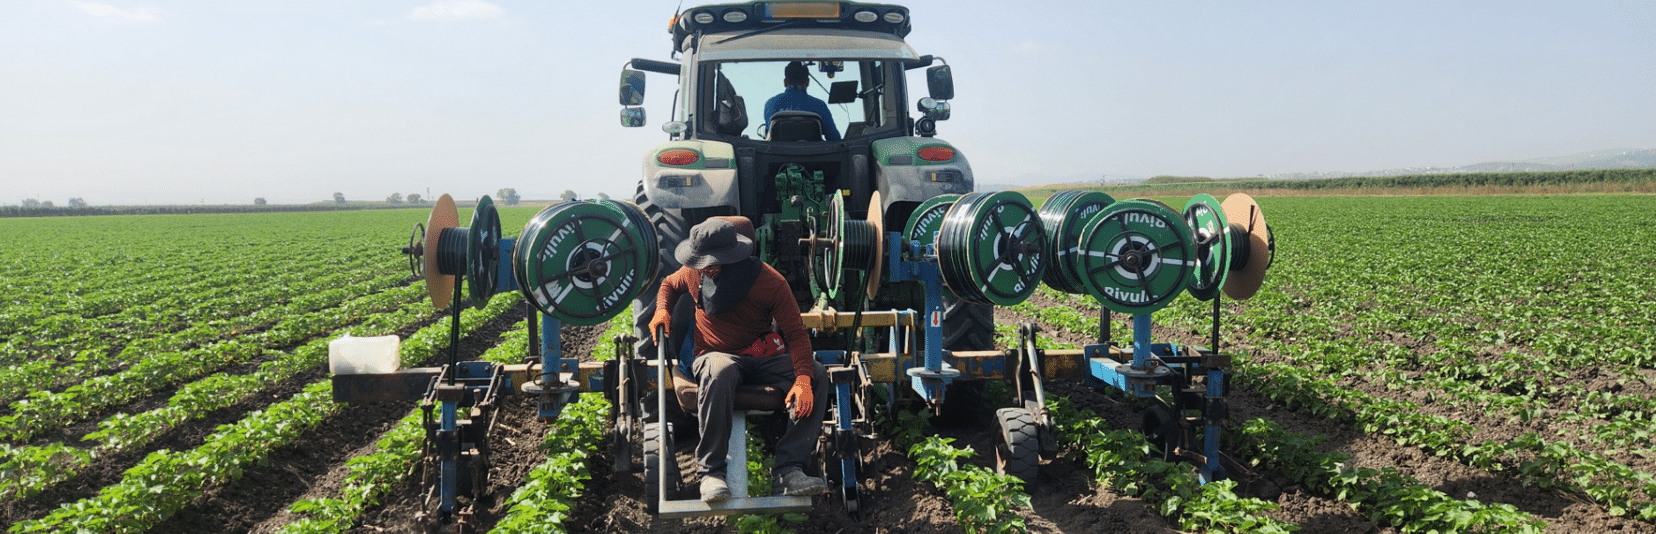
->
[[619, 1, 966, 314]]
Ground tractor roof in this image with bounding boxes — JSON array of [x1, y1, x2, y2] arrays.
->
[[670, 1, 912, 53]]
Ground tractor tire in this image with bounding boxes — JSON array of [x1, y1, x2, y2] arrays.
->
[[994, 407, 1040, 485], [631, 180, 687, 360], [934, 293, 993, 427]]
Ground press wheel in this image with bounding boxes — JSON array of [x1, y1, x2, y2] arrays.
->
[[1141, 404, 1179, 462], [994, 407, 1040, 485], [641, 422, 683, 513]]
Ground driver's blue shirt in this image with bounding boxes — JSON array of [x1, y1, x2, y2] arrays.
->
[[763, 87, 841, 141]]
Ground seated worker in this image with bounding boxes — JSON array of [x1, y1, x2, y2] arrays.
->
[[762, 61, 842, 141], [650, 218, 830, 502]]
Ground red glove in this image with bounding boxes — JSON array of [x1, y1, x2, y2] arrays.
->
[[785, 376, 813, 420], [648, 310, 670, 344]]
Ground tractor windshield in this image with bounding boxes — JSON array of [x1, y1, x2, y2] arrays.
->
[[701, 59, 900, 141]]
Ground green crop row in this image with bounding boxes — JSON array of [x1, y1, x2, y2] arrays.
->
[[6, 293, 519, 534], [0, 289, 432, 500], [1048, 399, 1296, 533], [0, 283, 426, 444], [883, 406, 1031, 534], [1239, 360, 1656, 521], [494, 310, 627, 533], [0, 271, 403, 406], [1233, 418, 1543, 533], [278, 311, 537, 534]]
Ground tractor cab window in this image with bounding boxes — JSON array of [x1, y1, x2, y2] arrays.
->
[[701, 60, 894, 142]]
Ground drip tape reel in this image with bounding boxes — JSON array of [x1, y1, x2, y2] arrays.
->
[[812, 192, 881, 301], [1074, 199, 1196, 315], [934, 191, 1047, 306], [1182, 194, 1229, 301], [409, 194, 501, 310], [1038, 190, 1115, 295], [1219, 193, 1274, 300], [514, 200, 660, 326]]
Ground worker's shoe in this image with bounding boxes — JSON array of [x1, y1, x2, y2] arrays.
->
[[700, 475, 731, 502], [776, 467, 827, 496]]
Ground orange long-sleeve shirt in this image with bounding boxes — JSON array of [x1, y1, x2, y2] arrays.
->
[[655, 262, 815, 384]]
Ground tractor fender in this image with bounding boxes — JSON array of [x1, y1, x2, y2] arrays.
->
[[640, 139, 740, 210], [871, 136, 974, 210]]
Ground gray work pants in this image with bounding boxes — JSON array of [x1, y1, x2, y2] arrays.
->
[[691, 351, 829, 478]]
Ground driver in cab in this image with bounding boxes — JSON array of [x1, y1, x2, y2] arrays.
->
[[763, 61, 841, 141]]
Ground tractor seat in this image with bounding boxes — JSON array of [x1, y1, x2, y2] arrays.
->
[[673, 367, 788, 414], [767, 111, 825, 142]]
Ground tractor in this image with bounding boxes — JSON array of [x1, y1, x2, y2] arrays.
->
[[329, 1, 1277, 530]]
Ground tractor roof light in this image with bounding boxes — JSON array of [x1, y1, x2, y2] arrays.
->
[[692, 11, 715, 24], [657, 149, 700, 166], [918, 145, 955, 162], [853, 10, 878, 23], [883, 11, 906, 24], [722, 10, 748, 23], [765, 2, 839, 19]]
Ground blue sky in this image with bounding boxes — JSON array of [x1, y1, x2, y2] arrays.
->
[[1, 0, 1652, 205]]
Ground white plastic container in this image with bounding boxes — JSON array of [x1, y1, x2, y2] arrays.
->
[[328, 335, 401, 374]]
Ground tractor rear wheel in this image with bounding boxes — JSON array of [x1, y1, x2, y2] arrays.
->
[[934, 293, 993, 427], [631, 181, 687, 360]]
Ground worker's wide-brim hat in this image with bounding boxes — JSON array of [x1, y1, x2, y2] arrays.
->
[[675, 218, 754, 270]]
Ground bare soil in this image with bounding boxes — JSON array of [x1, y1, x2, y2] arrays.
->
[[7, 288, 1648, 533]]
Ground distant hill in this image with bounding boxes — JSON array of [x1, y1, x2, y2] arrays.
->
[[1264, 148, 1656, 180], [990, 149, 1655, 188]]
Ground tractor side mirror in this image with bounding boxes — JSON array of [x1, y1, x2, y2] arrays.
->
[[619, 69, 646, 106], [925, 64, 953, 101], [620, 107, 646, 128]]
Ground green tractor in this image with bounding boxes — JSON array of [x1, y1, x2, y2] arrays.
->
[[618, 1, 993, 390]]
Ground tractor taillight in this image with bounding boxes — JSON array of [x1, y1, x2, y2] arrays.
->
[[918, 146, 955, 161], [657, 149, 700, 166]]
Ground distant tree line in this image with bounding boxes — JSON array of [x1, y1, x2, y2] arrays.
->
[[1108, 168, 1656, 192], [0, 203, 418, 218]]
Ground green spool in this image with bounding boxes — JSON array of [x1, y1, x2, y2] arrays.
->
[[465, 196, 501, 310], [936, 191, 1047, 306], [1182, 194, 1229, 301], [515, 201, 657, 326], [1075, 199, 1195, 314], [902, 194, 960, 254], [1038, 190, 1115, 294]]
